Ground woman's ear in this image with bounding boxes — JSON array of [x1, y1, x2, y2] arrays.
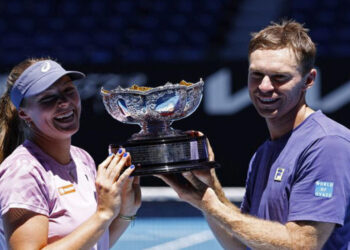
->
[[17, 108, 31, 123]]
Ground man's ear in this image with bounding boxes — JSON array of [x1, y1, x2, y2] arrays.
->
[[303, 68, 317, 90]]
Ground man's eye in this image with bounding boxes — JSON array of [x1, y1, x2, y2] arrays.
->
[[272, 75, 289, 83], [250, 72, 264, 79]]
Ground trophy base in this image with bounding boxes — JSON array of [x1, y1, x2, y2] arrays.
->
[[132, 161, 220, 176], [109, 135, 220, 176]]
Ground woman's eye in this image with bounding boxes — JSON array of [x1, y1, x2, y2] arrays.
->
[[40, 95, 56, 103], [65, 87, 76, 94]]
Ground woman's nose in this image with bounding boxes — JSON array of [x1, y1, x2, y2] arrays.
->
[[57, 93, 69, 106]]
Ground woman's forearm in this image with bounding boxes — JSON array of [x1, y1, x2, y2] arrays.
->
[[42, 212, 111, 250]]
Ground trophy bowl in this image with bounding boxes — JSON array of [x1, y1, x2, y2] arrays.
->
[[101, 79, 220, 176]]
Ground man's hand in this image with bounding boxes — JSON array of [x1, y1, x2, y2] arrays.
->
[[157, 171, 222, 212]]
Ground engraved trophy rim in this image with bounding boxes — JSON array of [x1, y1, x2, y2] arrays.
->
[[101, 78, 203, 96], [100, 79, 204, 140]]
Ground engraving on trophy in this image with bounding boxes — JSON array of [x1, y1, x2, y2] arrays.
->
[[101, 79, 220, 176]]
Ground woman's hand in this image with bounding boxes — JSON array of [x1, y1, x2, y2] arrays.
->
[[119, 149, 142, 217], [120, 175, 141, 216], [95, 149, 135, 222]]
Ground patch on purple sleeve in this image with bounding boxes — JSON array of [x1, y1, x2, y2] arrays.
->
[[315, 181, 334, 198]]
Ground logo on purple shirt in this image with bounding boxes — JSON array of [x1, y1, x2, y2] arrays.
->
[[315, 181, 334, 198], [274, 168, 285, 182]]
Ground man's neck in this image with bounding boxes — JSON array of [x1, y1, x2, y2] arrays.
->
[[267, 105, 315, 140]]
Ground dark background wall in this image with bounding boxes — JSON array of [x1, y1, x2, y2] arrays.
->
[[1, 0, 350, 186]]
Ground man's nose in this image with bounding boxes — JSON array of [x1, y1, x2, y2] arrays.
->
[[258, 76, 274, 93]]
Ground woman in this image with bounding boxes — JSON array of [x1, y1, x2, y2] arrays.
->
[[0, 58, 141, 249]]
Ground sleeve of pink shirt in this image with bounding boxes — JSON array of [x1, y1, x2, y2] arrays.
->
[[71, 146, 97, 180], [0, 155, 50, 216]]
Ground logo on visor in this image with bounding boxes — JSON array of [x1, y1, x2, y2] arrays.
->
[[41, 61, 51, 72]]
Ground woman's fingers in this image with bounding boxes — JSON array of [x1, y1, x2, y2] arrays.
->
[[133, 176, 142, 205], [133, 176, 140, 185], [115, 165, 135, 189], [97, 153, 115, 176], [109, 152, 130, 181], [99, 147, 133, 183]]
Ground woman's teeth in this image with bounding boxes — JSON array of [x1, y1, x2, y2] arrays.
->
[[56, 111, 73, 120]]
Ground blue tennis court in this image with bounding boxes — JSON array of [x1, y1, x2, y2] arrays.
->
[[112, 217, 221, 250], [111, 187, 244, 250]]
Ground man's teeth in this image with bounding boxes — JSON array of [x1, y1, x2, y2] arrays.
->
[[56, 111, 73, 119], [259, 97, 276, 103]]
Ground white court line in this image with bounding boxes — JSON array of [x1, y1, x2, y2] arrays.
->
[[143, 230, 214, 250], [141, 187, 245, 202]]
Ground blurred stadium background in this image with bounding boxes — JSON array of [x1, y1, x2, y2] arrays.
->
[[1, 0, 350, 248]]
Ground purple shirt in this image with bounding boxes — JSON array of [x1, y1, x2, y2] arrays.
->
[[241, 111, 350, 249], [0, 140, 109, 250]]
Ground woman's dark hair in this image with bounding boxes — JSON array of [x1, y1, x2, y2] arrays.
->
[[0, 58, 48, 163]]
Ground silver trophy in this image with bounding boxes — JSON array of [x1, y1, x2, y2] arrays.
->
[[101, 79, 219, 176]]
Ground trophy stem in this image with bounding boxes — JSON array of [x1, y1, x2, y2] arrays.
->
[[141, 121, 172, 135], [130, 121, 185, 140]]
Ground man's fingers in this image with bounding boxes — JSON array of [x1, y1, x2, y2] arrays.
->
[[185, 130, 204, 138], [206, 138, 215, 161], [197, 131, 204, 136], [155, 174, 188, 195], [191, 169, 214, 187], [182, 171, 207, 191]]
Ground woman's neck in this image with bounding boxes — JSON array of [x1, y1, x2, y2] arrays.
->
[[29, 135, 72, 165]]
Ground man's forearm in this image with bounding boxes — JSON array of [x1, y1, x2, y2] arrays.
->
[[205, 213, 246, 250], [205, 200, 318, 250], [206, 172, 292, 249], [206, 177, 246, 249]]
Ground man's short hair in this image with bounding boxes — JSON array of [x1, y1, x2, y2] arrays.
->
[[248, 20, 316, 75]]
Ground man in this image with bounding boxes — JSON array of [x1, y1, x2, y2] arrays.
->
[[158, 20, 350, 249]]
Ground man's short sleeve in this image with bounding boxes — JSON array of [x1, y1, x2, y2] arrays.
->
[[240, 153, 256, 213], [288, 136, 350, 225], [0, 156, 50, 216]]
